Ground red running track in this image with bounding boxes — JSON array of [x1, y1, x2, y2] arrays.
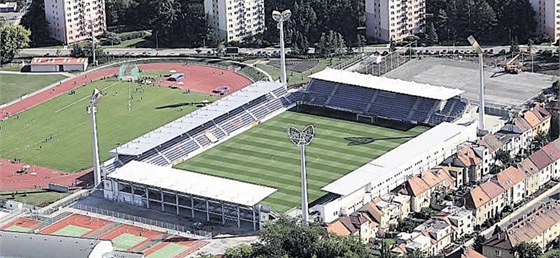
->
[[0, 158, 90, 191], [0, 63, 253, 120]]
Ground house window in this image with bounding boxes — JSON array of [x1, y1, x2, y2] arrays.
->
[[494, 250, 502, 257]]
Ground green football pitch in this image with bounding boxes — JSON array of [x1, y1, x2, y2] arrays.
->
[[5, 225, 31, 232], [176, 111, 428, 213], [0, 74, 67, 105], [0, 78, 217, 172]]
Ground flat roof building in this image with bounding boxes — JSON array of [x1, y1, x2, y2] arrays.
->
[[204, 0, 264, 43], [30, 57, 89, 72], [44, 0, 106, 44], [530, 0, 560, 43]]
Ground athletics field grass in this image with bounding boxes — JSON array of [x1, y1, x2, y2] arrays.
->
[[0, 74, 67, 105], [176, 111, 428, 213], [0, 78, 217, 172]]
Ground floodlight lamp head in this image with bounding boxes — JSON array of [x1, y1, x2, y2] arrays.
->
[[467, 35, 483, 55], [272, 10, 291, 22], [90, 88, 101, 106], [288, 125, 314, 146]]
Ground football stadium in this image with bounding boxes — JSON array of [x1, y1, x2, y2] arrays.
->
[[99, 67, 477, 229]]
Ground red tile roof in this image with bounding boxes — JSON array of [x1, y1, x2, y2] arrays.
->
[[517, 158, 539, 177], [493, 166, 526, 190], [529, 149, 554, 170], [31, 57, 88, 66]]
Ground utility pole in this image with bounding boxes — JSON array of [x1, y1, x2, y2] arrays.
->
[[91, 20, 96, 66]]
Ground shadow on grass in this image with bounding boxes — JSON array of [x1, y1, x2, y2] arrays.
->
[[155, 101, 213, 109], [343, 135, 417, 146]]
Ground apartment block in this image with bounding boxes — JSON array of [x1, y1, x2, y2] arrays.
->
[[365, 0, 426, 42], [204, 0, 264, 43], [530, 0, 560, 43], [44, 0, 106, 44]]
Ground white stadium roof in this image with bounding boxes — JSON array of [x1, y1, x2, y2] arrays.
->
[[308, 68, 464, 100], [321, 122, 468, 196], [111, 81, 284, 156], [108, 161, 277, 206]]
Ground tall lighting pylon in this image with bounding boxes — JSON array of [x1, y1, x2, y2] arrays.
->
[[467, 35, 485, 131], [272, 10, 291, 86], [88, 89, 102, 187], [288, 125, 314, 223]]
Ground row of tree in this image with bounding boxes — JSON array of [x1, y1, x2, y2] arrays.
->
[[0, 24, 30, 64], [426, 0, 539, 44]]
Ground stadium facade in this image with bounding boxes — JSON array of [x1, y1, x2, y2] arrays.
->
[[102, 68, 475, 229]]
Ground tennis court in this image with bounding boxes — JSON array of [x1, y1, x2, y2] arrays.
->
[[146, 243, 189, 258], [53, 224, 91, 237], [112, 233, 147, 250], [4, 225, 32, 232]]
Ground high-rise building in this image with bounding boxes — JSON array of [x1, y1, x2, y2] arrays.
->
[[365, 0, 426, 42], [44, 0, 106, 44], [530, 0, 560, 43], [204, 0, 265, 43]]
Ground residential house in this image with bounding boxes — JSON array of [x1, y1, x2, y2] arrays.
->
[[464, 180, 506, 226], [445, 247, 486, 258], [441, 146, 484, 183], [517, 158, 540, 196], [327, 210, 377, 243], [438, 205, 475, 241], [394, 168, 454, 213], [358, 195, 409, 237], [523, 105, 551, 138], [393, 218, 453, 256], [438, 165, 465, 188], [529, 148, 554, 188], [482, 200, 560, 258], [492, 166, 526, 205], [477, 134, 504, 165]]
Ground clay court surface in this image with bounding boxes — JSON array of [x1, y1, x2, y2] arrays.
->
[[39, 214, 112, 237], [0, 63, 252, 120], [100, 224, 167, 251], [0, 158, 90, 191], [0, 217, 40, 232]]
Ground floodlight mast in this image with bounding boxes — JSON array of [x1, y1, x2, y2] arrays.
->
[[88, 89, 102, 187], [467, 35, 485, 131], [288, 125, 314, 224], [273, 10, 291, 86]]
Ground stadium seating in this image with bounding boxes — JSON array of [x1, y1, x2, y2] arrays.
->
[[305, 79, 466, 125]]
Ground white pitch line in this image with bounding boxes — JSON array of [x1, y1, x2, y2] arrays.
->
[[54, 81, 120, 113]]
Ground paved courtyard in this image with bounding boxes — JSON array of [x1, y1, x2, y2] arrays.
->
[[384, 58, 556, 107]]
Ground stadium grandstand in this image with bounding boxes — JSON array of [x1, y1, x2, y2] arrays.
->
[[102, 81, 295, 173], [104, 161, 276, 230], [303, 68, 469, 125]]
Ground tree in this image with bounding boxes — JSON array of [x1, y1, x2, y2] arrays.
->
[[194, 252, 215, 258], [379, 240, 392, 258], [425, 22, 439, 45], [473, 234, 486, 253], [70, 41, 107, 64], [0, 24, 30, 64], [494, 149, 513, 170], [512, 242, 542, 258], [20, 0, 50, 46], [397, 217, 417, 233], [409, 249, 427, 258], [533, 130, 550, 151], [224, 243, 253, 258], [251, 216, 374, 258]]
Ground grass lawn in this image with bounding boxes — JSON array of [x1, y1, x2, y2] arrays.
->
[[106, 37, 151, 48], [176, 111, 428, 213], [251, 56, 353, 86], [0, 191, 71, 207], [5, 225, 32, 232], [0, 74, 67, 105], [0, 64, 25, 72], [0, 77, 218, 172], [541, 248, 560, 258]]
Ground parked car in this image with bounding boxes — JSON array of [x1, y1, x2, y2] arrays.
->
[[212, 86, 229, 95]]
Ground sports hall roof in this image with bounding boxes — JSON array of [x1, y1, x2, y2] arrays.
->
[[108, 161, 277, 206], [111, 81, 283, 156], [322, 122, 470, 196], [309, 68, 464, 100]]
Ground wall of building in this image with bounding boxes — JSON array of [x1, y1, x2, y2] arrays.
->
[[44, 0, 106, 44], [204, 0, 264, 43], [30, 65, 59, 72], [366, 0, 426, 42]]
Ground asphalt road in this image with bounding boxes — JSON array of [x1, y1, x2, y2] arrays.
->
[[18, 44, 560, 58]]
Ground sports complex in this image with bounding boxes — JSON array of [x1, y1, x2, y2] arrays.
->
[[1, 56, 477, 238]]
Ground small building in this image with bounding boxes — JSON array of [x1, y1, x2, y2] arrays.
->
[[0, 2, 17, 13], [4, 200, 22, 211], [168, 73, 185, 81], [30, 57, 88, 72]]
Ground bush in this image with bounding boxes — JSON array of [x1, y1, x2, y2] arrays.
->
[[117, 31, 148, 42]]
